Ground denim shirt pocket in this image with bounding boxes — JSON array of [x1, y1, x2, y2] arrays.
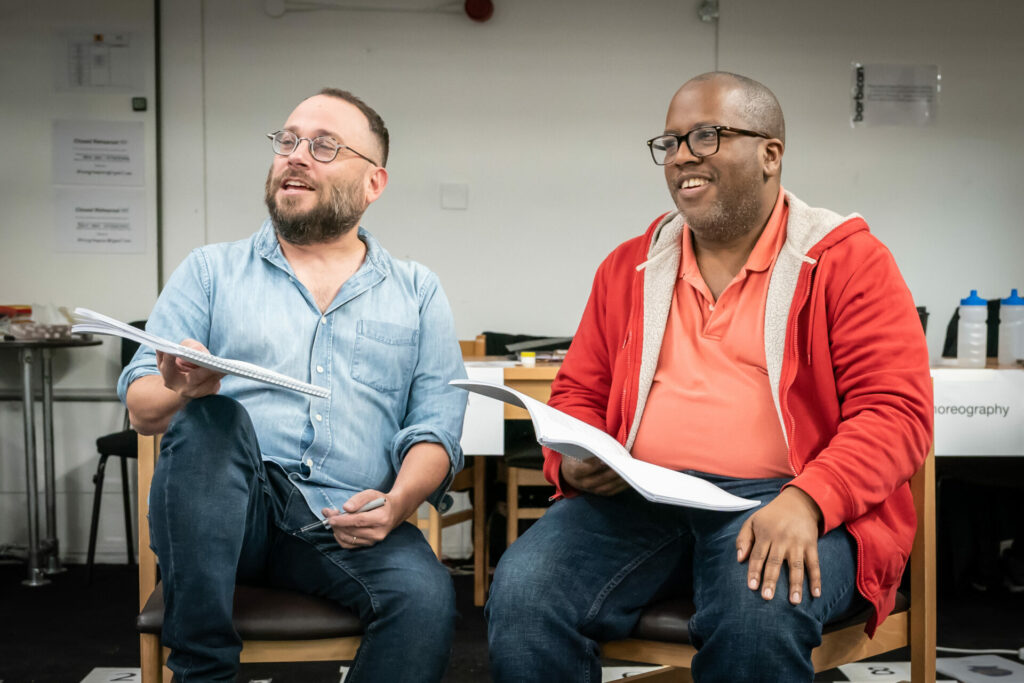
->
[[351, 319, 419, 392]]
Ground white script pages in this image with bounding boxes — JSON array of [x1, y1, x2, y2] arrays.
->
[[450, 379, 758, 512], [72, 307, 330, 399]]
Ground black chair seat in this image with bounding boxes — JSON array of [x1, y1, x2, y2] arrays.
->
[[138, 583, 364, 640], [97, 428, 139, 458], [504, 443, 545, 470], [503, 420, 545, 470], [629, 591, 909, 644]]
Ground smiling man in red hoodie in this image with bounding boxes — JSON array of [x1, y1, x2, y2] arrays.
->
[[486, 72, 932, 682]]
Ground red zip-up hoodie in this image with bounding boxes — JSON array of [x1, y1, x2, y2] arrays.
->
[[543, 192, 933, 636]]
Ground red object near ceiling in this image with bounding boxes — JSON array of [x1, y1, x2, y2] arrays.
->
[[465, 0, 494, 22]]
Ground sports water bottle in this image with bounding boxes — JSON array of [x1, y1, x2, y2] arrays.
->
[[998, 288, 1024, 366], [957, 290, 987, 368]]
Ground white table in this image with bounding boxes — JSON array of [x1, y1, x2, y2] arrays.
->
[[931, 366, 1024, 457]]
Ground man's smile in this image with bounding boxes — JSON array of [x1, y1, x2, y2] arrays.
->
[[280, 176, 316, 196], [673, 174, 713, 199]]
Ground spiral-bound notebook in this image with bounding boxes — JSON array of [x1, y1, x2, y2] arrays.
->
[[71, 307, 330, 399]]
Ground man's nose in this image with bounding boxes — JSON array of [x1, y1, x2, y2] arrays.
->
[[672, 141, 702, 165], [287, 139, 315, 167]]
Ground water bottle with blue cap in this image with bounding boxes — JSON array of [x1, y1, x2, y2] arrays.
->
[[957, 290, 988, 368], [998, 288, 1024, 366]]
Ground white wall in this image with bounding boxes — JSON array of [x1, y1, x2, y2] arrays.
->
[[0, 0, 158, 561], [162, 0, 715, 338]]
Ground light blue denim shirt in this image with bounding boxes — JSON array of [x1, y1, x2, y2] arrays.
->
[[118, 220, 467, 516]]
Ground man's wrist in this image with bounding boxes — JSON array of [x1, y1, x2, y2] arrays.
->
[[786, 485, 823, 524]]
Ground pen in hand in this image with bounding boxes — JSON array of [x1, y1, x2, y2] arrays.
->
[[298, 496, 387, 533]]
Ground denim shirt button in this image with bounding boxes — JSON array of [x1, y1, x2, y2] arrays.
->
[[305, 458, 313, 468], [315, 414, 323, 422], [316, 365, 324, 373], [320, 316, 326, 324]]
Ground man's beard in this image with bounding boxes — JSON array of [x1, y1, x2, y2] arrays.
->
[[679, 167, 764, 244], [265, 169, 365, 246], [685, 191, 762, 244]]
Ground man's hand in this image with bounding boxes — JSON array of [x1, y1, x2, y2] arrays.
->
[[326, 441, 447, 549], [156, 340, 224, 399], [126, 341, 226, 434], [735, 486, 823, 605], [324, 490, 399, 549], [560, 456, 630, 496]]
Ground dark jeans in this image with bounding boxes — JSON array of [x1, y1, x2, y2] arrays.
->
[[486, 477, 864, 683], [149, 395, 455, 682]]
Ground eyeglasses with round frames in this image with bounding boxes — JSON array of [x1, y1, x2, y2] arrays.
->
[[267, 130, 379, 166], [646, 125, 770, 166]]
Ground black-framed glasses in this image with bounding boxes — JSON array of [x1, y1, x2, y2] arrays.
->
[[267, 130, 379, 166], [646, 125, 770, 165]]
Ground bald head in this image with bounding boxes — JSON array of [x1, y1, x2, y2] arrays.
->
[[681, 72, 785, 144]]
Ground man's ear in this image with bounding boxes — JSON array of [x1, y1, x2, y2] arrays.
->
[[365, 166, 389, 205], [761, 139, 784, 180]]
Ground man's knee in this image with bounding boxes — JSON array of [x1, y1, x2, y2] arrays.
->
[[390, 561, 456, 627], [168, 395, 252, 440], [161, 396, 257, 463], [487, 541, 566, 625], [693, 583, 820, 654], [153, 396, 262, 509], [488, 545, 529, 609]]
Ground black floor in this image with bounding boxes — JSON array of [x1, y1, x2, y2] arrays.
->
[[0, 560, 488, 683], [1, 559, 1022, 682]]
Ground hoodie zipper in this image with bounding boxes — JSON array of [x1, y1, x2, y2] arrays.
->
[[620, 254, 647, 446], [805, 268, 820, 365], [784, 264, 815, 476], [620, 328, 632, 439]]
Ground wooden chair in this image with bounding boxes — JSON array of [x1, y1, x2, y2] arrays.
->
[[601, 446, 936, 682], [458, 334, 486, 358], [496, 433, 554, 547], [136, 434, 445, 682]]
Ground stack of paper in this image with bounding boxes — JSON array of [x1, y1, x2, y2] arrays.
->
[[72, 308, 329, 399], [450, 379, 759, 512]]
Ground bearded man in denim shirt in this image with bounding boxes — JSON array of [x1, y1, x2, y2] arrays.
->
[[118, 89, 468, 682]]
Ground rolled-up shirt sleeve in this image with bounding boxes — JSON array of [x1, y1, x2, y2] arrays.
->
[[117, 249, 213, 403], [389, 275, 468, 511]]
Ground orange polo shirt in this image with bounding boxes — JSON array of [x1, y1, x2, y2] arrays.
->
[[631, 187, 792, 478]]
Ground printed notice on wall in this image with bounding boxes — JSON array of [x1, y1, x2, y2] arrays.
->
[[54, 187, 146, 254], [850, 63, 940, 127], [931, 369, 1024, 456], [53, 120, 145, 186], [56, 32, 144, 91]]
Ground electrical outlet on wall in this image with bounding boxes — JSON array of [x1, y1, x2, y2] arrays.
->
[[440, 183, 468, 210]]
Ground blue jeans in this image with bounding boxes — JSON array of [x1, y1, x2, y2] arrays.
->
[[149, 395, 455, 682], [486, 477, 864, 683]]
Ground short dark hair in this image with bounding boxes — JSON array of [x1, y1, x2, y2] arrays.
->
[[316, 88, 390, 167], [687, 72, 785, 144]]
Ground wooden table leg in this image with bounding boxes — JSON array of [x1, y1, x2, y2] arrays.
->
[[473, 456, 488, 606]]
